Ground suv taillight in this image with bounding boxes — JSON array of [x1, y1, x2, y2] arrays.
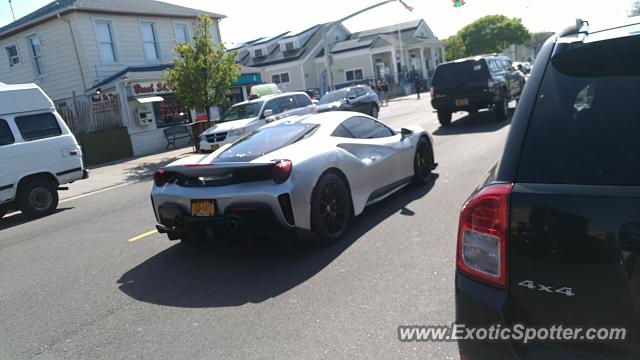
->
[[272, 160, 292, 184], [456, 183, 512, 288], [429, 86, 435, 98]]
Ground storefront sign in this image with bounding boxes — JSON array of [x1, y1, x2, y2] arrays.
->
[[128, 81, 173, 97]]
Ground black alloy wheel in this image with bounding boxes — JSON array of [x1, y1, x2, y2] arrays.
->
[[413, 137, 433, 184], [311, 173, 352, 244]]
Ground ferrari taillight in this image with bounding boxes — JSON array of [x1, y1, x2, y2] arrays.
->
[[272, 160, 292, 184], [153, 169, 171, 187]]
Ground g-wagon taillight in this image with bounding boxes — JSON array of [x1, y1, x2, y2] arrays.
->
[[456, 183, 512, 288]]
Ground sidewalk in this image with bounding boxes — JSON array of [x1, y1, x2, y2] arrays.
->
[[61, 146, 196, 200]]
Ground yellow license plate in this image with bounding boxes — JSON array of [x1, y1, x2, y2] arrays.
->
[[211, 144, 220, 151], [191, 200, 215, 217], [455, 98, 469, 106]]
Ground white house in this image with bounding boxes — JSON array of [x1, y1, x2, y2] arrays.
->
[[0, 0, 258, 160], [236, 19, 445, 95]]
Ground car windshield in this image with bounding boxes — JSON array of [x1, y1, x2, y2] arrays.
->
[[517, 35, 640, 186], [432, 59, 490, 87], [220, 102, 263, 122], [318, 89, 349, 104], [215, 124, 317, 162]]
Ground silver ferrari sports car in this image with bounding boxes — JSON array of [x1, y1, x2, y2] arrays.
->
[[150, 111, 436, 244]]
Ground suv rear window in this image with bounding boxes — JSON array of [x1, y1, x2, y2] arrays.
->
[[517, 35, 640, 186], [15, 113, 62, 141], [432, 59, 490, 87]]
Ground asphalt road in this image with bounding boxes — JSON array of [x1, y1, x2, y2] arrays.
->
[[0, 96, 512, 360]]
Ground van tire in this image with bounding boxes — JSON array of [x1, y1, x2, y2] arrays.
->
[[18, 180, 59, 218]]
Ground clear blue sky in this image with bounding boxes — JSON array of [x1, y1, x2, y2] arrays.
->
[[0, 0, 635, 45]]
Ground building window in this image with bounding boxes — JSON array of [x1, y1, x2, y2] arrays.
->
[[174, 23, 189, 44], [271, 72, 290, 84], [284, 42, 294, 51], [26, 35, 45, 76], [5, 44, 19, 67], [345, 69, 364, 82], [254, 48, 263, 57], [95, 20, 117, 63], [140, 22, 160, 61]]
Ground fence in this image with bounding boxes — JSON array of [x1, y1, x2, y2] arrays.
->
[[56, 93, 123, 136]]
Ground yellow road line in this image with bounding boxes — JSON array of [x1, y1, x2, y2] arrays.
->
[[128, 229, 158, 242]]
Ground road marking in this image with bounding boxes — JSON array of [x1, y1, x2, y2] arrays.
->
[[128, 229, 158, 242]]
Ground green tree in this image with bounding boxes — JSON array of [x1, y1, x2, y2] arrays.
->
[[631, 0, 640, 17], [165, 15, 241, 124], [444, 35, 466, 61], [458, 15, 530, 56]]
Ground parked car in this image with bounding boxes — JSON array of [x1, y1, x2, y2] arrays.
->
[[198, 92, 315, 152], [152, 111, 435, 245], [430, 54, 525, 125], [0, 83, 88, 219], [456, 20, 640, 359], [302, 88, 321, 101], [317, 86, 380, 118]]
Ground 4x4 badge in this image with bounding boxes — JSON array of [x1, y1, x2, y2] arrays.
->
[[518, 280, 575, 297]]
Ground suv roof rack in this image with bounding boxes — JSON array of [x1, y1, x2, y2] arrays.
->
[[559, 18, 589, 37]]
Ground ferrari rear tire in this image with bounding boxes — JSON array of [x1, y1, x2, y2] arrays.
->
[[310, 172, 352, 245], [413, 137, 433, 185]]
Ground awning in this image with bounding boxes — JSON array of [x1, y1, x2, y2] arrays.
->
[[232, 73, 262, 86], [136, 96, 164, 103]]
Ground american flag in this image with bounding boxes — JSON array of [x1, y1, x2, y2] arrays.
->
[[398, 0, 415, 11]]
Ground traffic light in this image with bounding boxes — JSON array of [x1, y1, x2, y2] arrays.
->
[[453, 0, 466, 7]]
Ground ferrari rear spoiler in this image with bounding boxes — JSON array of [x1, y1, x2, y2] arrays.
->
[[162, 162, 274, 178]]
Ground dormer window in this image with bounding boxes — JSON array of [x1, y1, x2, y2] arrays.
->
[[254, 48, 263, 57], [284, 42, 295, 51]]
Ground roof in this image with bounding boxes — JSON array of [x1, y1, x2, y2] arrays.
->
[[0, 83, 54, 115], [349, 19, 422, 39], [240, 24, 328, 67], [0, 0, 225, 37], [330, 39, 373, 54], [90, 64, 174, 90]]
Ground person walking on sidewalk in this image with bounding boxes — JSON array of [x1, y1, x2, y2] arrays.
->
[[415, 78, 422, 100], [382, 80, 389, 106]]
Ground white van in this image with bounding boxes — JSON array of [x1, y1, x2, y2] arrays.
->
[[0, 83, 88, 219], [199, 92, 316, 152]]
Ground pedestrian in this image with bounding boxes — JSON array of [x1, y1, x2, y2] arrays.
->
[[382, 80, 389, 106], [415, 78, 422, 100], [376, 80, 384, 104]]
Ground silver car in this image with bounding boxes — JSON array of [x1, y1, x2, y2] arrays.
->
[[151, 111, 436, 245]]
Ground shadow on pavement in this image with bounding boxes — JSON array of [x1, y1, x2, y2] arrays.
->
[[117, 174, 439, 308], [122, 156, 186, 182], [0, 207, 74, 231], [432, 109, 512, 136]]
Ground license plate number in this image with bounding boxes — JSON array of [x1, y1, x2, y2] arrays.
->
[[191, 200, 215, 217], [455, 98, 469, 106]]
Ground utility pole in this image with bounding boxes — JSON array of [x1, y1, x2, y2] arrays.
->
[[322, 0, 402, 93], [8, 0, 16, 21]]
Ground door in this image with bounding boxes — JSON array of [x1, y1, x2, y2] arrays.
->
[[340, 116, 413, 196]]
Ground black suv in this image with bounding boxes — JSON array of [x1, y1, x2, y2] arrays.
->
[[456, 20, 640, 359], [316, 85, 380, 118], [430, 54, 525, 125]]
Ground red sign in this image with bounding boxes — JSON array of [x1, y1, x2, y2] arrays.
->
[[129, 81, 173, 96]]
